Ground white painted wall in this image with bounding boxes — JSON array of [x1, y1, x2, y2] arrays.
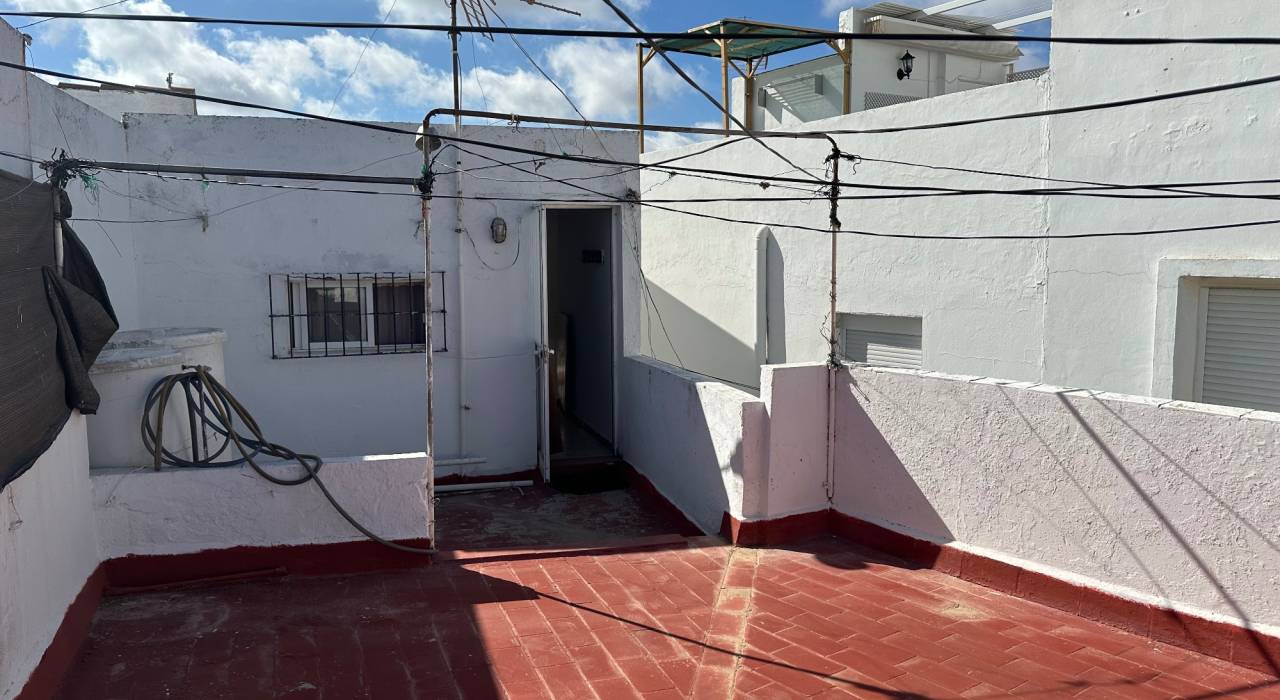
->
[[120, 118, 639, 474], [731, 9, 1019, 129], [834, 364, 1280, 631], [58, 84, 197, 120], [617, 358, 829, 533], [92, 454, 430, 558], [640, 0, 1280, 403], [617, 356, 766, 533], [0, 19, 141, 330], [0, 415, 98, 700]]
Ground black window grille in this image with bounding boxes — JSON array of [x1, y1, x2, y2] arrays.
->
[[268, 272, 446, 359]]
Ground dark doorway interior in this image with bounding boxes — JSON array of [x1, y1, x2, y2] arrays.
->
[[545, 208, 614, 465]]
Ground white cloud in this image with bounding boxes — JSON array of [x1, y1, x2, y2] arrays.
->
[[543, 38, 680, 120], [379, 0, 650, 31], [6, 0, 689, 123]]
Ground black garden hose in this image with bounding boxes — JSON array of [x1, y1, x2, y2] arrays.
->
[[141, 365, 433, 554]]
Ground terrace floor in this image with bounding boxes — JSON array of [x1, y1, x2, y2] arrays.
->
[[54, 488, 1278, 699]]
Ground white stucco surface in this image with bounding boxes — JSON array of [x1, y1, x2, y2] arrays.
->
[[835, 365, 1280, 631], [617, 356, 764, 533], [58, 85, 197, 120], [0, 415, 98, 700], [92, 454, 431, 559], [0, 21, 140, 330], [116, 117, 639, 473], [639, 0, 1280, 402], [618, 359, 834, 533]]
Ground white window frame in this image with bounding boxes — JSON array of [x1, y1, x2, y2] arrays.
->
[[1191, 281, 1280, 405], [1153, 259, 1280, 400], [837, 313, 924, 369], [290, 277, 376, 355]]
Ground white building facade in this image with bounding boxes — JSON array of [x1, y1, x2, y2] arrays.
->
[[732, 4, 1028, 130], [638, 0, 1280, 416]]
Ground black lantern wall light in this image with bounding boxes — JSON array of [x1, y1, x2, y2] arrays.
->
[[897, 50, 915, 80]]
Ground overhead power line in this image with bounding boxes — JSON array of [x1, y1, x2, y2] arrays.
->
[[7, 10, 1280, 45], [15, 0, 125, 29], [449, 142, 1280, 241], [15, 147, 1280, 207], [8, 148, 1280, 238], [596, 0, 824, 181], [5, 58, 1280, 190]]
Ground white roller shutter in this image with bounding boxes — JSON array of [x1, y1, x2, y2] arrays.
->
[[1198, 288, 1280, 412], [841, 315, 923, 369]]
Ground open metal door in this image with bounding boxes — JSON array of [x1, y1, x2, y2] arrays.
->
[[535, 206, 552, 483]]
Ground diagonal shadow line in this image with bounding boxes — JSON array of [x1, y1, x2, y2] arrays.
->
[[996, 390, 1189, 607], [1057, 394, 1280, 677], [519, 582, 1261, 699], [1085, 396, 1280, 555]]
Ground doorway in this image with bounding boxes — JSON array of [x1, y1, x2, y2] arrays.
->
[[542, 207, 617, 471]]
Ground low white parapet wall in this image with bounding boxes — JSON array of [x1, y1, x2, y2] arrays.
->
[[92, 454, 430, 559], [618, 356, 767, 534], [0, 414, 98, 700], [836, 365, 1280, 631]]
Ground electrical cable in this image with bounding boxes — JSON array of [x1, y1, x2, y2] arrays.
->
[[450, 143, 1280, 241], [141, 365, 434, 554], [596, 0, 823, 181], [9, 10, 1280, 46], [490, 5, 615, 160], [323, 0, 399, 117], [7, 55, 1279, 191], [14, 0, 125, 29], [17, 149, 1280, 212]]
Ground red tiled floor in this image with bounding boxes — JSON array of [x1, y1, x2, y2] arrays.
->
[[56, 536, 1279, 699]]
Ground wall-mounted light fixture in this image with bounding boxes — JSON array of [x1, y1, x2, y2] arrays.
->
[[897, 50, 915, 81], [490, 217, 508, 244]]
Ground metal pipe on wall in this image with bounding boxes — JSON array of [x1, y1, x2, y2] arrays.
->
[[421, 117, 436, 545], [450, 0, 469, 459]]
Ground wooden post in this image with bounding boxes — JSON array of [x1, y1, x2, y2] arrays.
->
[[744, 59, 756, 131]]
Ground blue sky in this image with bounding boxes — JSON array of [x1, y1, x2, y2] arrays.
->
[[2, 0, 1050, 141]]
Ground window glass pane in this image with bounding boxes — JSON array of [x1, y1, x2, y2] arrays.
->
[[306, 286, 364, 343], [374, 282, 425, 346]]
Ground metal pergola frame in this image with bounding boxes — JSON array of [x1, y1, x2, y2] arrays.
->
[[637, 18, 852, 152]]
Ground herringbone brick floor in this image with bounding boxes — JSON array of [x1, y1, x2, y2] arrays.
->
[[57, 536, 1277, 699]]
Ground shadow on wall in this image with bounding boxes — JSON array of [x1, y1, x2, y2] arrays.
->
[[835, 367, 1278, 676], [835, 371, 954, 547], [764, 231, 787, 365], [1054, 393, 1280, 676], [641, 279, 759, 390], [619, 357, 752, 534]]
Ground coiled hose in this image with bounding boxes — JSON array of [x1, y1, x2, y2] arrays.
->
[[141, 365, 433, 554]]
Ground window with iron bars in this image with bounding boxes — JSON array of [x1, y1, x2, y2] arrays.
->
[[268, 272, 446, 358]]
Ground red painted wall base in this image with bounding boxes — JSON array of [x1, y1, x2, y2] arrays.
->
[[103, 538, 435, 590], [719, 510, 828, 546], [716, 506, 1278, 675], [15, 566, 105, 700], [824, 510, 1280, 675]]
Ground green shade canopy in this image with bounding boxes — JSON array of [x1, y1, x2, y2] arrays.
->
[[652, 18, 835, 61]]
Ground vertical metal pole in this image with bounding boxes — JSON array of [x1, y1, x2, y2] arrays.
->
[[52, 187, 64, 274], [841, 42, 853, 115], [422, 118, 436, 546], [720, 35, 731, 133], [637, 44, 645, 154], [825, 145, 840, 504], [450, 0, 461, 120], [450, 0, 469, 459]]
